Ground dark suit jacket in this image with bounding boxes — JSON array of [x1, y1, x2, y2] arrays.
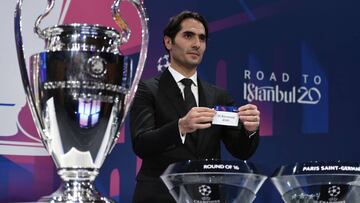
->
[[130, 69, 259, 203]]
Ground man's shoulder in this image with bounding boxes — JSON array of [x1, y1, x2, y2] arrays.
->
[[199, 79, 233, 105], [199, 79, 228, 94], [140, 74, 161, 91]]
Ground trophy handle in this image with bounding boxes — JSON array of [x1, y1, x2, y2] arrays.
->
[[14, 0, 46, 139], [34, 0, 55, 39], [112, 0, 149, 124]]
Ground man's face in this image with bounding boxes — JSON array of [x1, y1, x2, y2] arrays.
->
[[164, 18, 206, 71]]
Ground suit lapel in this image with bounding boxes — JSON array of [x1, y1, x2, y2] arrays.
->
[[158, 69, 187, 117], [197, 78, 211, 109], [196, 78, 216, 151], [159, 69, 197, 154]]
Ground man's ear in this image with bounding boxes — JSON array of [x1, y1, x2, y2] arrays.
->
[[164, 36, 172, 51]]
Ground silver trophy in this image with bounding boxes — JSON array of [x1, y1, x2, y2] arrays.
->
[[14, 0, 148, 202]]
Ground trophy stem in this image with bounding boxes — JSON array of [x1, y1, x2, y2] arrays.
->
[[38, 168, 114, 203]]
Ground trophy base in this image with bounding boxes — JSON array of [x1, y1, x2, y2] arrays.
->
[[38, 180, 115, 203]]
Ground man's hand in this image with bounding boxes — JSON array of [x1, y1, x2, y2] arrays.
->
[[179, 107, 216, 134], [238, 104, 260, 132]]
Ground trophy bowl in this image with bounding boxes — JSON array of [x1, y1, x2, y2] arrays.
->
[[14, 0, 148, 202]]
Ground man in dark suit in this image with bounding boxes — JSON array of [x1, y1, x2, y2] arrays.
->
[[130, 10, 260, 203]]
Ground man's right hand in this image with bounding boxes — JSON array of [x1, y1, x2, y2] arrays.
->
[[178, 107, 216, 134]]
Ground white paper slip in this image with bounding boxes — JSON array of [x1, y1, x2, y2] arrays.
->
[[212, 111, 239, 126]]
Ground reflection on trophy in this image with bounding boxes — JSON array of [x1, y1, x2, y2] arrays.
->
[[14, 0, 148, 202]]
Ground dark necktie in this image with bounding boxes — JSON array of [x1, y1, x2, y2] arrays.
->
[[180, 78, 197, 110], [180, 78, 198, 145]]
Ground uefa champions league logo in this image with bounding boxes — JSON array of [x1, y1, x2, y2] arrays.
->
[[196, 184, 221, 203], [198, 185, 212, 197], [87, 56, 107, 78], [157, 54, 170, 72], [328, 185, 341, 197], [327, 185, 342, 202], [290, 185, 344, 202]]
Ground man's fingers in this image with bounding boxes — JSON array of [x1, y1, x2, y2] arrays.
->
[[240, 115, 260, 122], [193, 123, 212, 129], [191, 107, 216, 113], [188, 114, 214, 125], [188, 110, 215, 119], [196, 116, 214, 123], [238, 104, 257, 112], [238, 109, 260, 116], [199, 112, 216, 118]]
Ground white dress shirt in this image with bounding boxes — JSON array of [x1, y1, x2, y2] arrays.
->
[[168, 66, 198, 143], [168, 67, 256, 141]]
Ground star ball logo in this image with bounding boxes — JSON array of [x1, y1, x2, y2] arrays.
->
[[198, 185, 212, 197], [157, 54, 170, 72], [328, 185, 341, 198], [87, 56, 107, 78]]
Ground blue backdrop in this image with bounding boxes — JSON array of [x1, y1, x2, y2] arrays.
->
[[1, 0, 360, 202]]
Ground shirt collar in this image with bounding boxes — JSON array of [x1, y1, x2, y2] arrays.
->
[[168, 66, 198, 86]]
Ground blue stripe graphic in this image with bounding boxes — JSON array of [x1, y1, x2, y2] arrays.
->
[[0, 103, 15, 106]]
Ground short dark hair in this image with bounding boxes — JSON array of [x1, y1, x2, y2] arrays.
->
[[163, 11, 209, 48]]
